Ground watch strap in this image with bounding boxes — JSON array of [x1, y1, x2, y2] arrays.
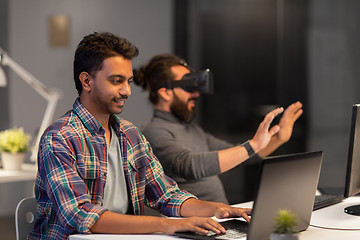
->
[[243, 140, 255, 158]]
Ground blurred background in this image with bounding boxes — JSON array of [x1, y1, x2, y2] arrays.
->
[[1, 0, 360, 238]]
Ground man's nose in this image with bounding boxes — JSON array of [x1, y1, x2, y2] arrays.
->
[[121, 82, 131, 97]]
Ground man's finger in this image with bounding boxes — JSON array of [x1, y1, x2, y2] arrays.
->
[[262, 107, 284, 129], [269, 125, 280, 135], [283, 101, 303, 118], [292, 109, 303, 121]]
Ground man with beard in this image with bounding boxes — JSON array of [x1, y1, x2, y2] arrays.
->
[[30, 33, 279, 239], [134, 53, 303, 204]]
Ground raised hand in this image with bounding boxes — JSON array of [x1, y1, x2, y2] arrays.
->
[[250, 107, 284, 152], [274, 101, 303, 144]]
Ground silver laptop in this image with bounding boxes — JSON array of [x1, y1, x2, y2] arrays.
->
[[175, 151, 323, 240]]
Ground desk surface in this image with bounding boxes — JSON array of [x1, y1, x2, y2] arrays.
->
[[0, 163, 37, 183], [70, 197, 360, 240]]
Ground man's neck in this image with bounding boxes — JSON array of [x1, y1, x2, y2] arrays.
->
[[79, 96, 111, 133], [155, 103, 171, 112]]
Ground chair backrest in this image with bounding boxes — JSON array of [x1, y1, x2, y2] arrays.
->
[[15, 197, 37, 240]]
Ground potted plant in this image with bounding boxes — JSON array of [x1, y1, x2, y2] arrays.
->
[[0, 127, 31, 170], [270, 209, 299, 240]]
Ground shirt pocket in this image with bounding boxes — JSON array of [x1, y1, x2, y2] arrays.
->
[[77, 156, 103, 180]]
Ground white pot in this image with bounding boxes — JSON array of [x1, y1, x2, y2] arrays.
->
[[1, 152, 26, 171], [270, 233, 299, 240]]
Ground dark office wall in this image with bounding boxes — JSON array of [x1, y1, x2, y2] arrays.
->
[[177, 0, 360, 202], [176, 0, 308, 203], [189, 0, 307, 151], [0, 0, 9, 131], [307, 0, 360, 192]]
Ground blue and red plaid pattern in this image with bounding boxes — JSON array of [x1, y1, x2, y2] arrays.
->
[[28, 98, 195, 239]]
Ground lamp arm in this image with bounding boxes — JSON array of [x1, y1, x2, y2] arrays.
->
[[0, 48, 63, 162], [0, 49, 51, 100], [29, 91, 62, 162]]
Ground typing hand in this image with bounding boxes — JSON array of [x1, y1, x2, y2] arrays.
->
[[213, 203, 252, 222], [162, 217, 226, 235]]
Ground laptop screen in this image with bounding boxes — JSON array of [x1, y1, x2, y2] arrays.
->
[[247, 151, 323, 240], [174, 151, 323, 240]]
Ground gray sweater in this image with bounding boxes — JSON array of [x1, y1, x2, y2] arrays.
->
[[142, 109, 259, 204]]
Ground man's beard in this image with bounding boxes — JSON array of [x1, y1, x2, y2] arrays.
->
[[170, 92, 197, 123]]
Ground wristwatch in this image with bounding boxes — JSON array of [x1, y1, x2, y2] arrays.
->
[[243, 140, 255, 158]]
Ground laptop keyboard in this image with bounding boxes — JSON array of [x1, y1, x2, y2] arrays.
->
[[208, 220, 248, 239], [313, 194, 344, 210], [208, 229, 247, 239]]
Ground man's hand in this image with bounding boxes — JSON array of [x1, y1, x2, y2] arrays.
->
[[254, 101, 303, 157], [161, 217, 227, 235], [213, 204, 252, 222], [163, 201, 251, 235], [273, 101, 303, 144], [171, 198, 253, 236], [180, 198, 251, 222], [250, 107, 284, 152]]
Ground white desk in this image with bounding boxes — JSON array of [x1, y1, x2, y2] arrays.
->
[[70, 197, 360, 240], [299, 197, 360, 239], [0, 163, 37, 183], [0, 163, 37, 215]]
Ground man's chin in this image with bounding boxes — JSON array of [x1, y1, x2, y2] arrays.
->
[[112, 107, 124, 115], [183, 110, 196, 123]]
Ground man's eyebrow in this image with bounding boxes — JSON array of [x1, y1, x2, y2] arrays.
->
[[108, 74, 134, 80]]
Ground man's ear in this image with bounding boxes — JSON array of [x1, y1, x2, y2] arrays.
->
[[157, 88, 172, 102], [79, 72, 91, 93]]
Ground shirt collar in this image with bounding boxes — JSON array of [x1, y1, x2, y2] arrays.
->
[[73, 98, 121, 136]]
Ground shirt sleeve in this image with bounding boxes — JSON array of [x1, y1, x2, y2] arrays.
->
[[143, 125, 227, 181], [206, 132, 263, 166], [142, 135, 197, 217], [38, 131, 107, 234], [205, 131, 234, 150], [143, 122, 264, 182]]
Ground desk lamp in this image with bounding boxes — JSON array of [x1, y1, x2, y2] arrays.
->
[[0, 48, 62, 162]]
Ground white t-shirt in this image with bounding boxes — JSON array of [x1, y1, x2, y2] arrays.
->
[[102, 127, 129, 214]]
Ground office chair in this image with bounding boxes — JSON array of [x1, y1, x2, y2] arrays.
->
[[15, 197, 37, 240]]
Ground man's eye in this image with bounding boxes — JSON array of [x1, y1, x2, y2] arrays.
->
[[109, 78, 132, 85], [111, 79, 122, 84]]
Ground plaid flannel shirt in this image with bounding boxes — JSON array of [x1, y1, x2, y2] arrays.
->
[[29, 98, 195, 240]]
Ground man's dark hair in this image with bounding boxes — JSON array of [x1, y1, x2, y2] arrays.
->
[[133, 53, 187, 104], [73, 32, 139, 95]]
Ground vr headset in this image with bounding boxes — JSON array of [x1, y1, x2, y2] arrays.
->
[[163, 69, 214, 94]]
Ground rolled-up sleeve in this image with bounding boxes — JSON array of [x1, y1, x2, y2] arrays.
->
[[143, 138, 196, 217]]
